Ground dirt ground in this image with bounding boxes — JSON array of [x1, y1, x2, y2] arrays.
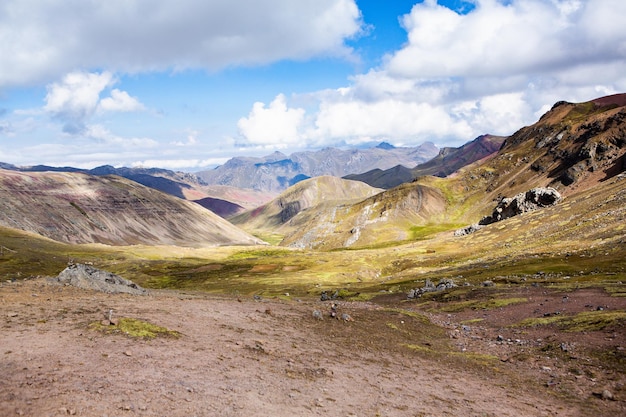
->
[[1, 278, 624, 417]]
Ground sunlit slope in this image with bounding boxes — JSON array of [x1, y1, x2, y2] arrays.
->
[[274, 94, 626, 250], [280, 181, 448, 249], [230, 175, 383, 234], [0, 169, 264, 247]]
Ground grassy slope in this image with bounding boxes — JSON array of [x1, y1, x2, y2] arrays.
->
[[1, 97, 624, 299], [2, 173, 623, 300]]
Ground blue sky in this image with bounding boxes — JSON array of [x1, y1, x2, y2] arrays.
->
[[1, 0, 625, 170]]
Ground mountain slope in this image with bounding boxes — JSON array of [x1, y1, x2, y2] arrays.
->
[[0, 169, 264, 247], [277, 181, 448, 250], [196, 142, 439, 193], [230, 176, 383, 236], [442, 93, 626, 223], [346, 135, 505, 189], [276, 94, 626, 250]]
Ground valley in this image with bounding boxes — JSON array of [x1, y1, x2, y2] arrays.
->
[[0, 95, 625, 416]]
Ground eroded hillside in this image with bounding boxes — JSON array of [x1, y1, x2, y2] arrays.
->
[[0, 170, 264, 247]]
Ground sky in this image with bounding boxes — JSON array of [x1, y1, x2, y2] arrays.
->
[[1, 0, 625, 171]]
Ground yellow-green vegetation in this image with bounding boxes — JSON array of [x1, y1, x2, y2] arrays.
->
[[226, 247, 295, 260], [460, 318, 484, 325], [250, 232, 284, 246], [409, 223, 464, 240], [90, 318, 181, 339], [514, 310, 626, 332], [386, 322, 400, 330], [429, 297, 528, 313], [402, 343, 434, 353], [450, 351, 500, 364], [605, 285, 626, 297]]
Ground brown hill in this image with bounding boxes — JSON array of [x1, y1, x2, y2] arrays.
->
[[279, 181, 447, 250], [0, 169, 264, 247], [230, 176, 383, 239]]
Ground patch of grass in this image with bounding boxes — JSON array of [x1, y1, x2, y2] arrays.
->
[[250, 233, 284, 246], [605, 285, 626, 297], [402, 343, 434, 353], [90, 318, 181, 339], [386, 322, 400, 330], [227, 248, 294, 260], [514, 310, 626, 332], [460, 318, 484, 325], [430, 297, 528, 313], [409, 223, 463, 240]]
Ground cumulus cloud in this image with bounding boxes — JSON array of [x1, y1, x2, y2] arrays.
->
[[99, 89, 145, 113], [241, 0, 626, 149], [237, 94, 305, 147], [0, 0, 362, 88], [44, 71, 144, 134]]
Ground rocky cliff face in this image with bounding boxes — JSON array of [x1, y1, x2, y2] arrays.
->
[[0, 169, 264, 247]]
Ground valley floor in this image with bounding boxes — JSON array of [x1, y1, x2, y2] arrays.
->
[[1, 278, 624, 417]]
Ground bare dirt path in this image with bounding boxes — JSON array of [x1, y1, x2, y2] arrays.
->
[[0, 278, 622, 416]]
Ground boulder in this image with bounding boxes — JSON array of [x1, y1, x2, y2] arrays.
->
[[479, 187, 561, 225], [52, 263, 146, 295]]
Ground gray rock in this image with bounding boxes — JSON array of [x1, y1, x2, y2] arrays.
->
[[312, 310, 323, 320], [341, 313, 354, 322], [594, 389, 616, 401], [480, 187, 562, 226], [456, 187, 561, 236], [51, 263, 146, 295], [454, 224, 483, 236], [407, 278, 456, 299]]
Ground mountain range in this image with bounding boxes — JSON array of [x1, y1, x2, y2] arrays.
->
[[344, 134, 506, 189], [233, 93, 626, 249], [0, 93, 624, 249], [194, 142, 439, 193]]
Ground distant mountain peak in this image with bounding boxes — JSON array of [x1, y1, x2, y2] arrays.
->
[[376, 142, 396, 150]]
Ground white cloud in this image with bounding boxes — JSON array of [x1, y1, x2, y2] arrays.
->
[[312, 98, 472, 145], [387, 0, 626, 79], [240, 0, 626, 149], [131, 158, 229, 171], [99, 89, 144, 113], [0, 0, 362, 88], [44, 71, 144, 134], [84, 124, 157, 148], [44, 72, 114, 128], [237, 94, 305, 146]]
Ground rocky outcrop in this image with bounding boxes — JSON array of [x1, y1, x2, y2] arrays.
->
[[479, 188, 561, 225], [407, 278, 457, 299], [455, 187, 561, 236], [52, 263, 146, 295]]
